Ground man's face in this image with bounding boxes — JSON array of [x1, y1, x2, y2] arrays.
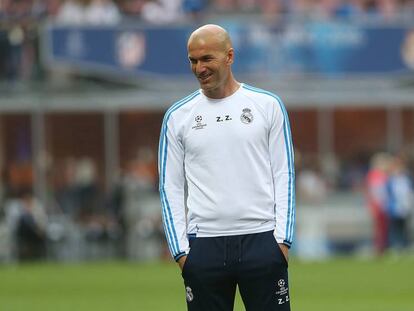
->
[[187, 37, 232, 93]]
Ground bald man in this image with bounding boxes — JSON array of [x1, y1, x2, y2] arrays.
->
[[159, 24, 295, 311]]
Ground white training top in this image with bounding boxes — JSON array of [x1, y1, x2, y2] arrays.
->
[[159, 84, 295, 261]]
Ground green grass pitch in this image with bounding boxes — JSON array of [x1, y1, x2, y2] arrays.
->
[[0, 257, 412, 310]]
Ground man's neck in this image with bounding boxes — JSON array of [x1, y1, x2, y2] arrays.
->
[[203, 79, 240, 99]]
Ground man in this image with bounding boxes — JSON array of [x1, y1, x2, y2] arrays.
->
[[365, 153, 390, 255], [158, 24, 295, 311], [386, 154, 413, 251]]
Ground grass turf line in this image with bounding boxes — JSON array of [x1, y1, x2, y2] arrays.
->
[[0, 257, 413, 311]]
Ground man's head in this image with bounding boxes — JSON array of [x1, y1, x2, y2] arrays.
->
[[187, 24, 237, 98]]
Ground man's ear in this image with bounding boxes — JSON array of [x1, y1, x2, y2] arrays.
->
[[227, 48, 234, 65]]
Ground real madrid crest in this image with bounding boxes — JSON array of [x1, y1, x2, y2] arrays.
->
[[240, 108, 253, 124], [186, 286, 194, 302]]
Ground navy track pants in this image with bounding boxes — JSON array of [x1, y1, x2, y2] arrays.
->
[[181, 230, 291, 311]]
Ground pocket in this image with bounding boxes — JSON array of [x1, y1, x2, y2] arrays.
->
[[181, 237, 197, 277], [181, 255, 190, 277], [276, 243, 289, 267], [271, 232, 288, 267]]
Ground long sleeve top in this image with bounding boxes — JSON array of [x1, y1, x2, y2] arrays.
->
[[158, 84, 295, 261]]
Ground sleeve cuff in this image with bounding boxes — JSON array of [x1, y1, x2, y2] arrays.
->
[[174, 252, 186, 262], [275, 235, 292, 248]]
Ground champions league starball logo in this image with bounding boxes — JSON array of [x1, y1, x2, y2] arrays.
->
[[276, 279, 289, 305], [192, 115, 207, 130], [276, 278, 288, 296], [240, 108, 253, 124]]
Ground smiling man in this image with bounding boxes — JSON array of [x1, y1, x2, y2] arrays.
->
[[187, 25, 237, 98], [158, 24, 295, 311]]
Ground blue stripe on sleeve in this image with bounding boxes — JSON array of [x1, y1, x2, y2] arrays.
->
[[242, 84, 295, 244], [158, 91, 200, 257]]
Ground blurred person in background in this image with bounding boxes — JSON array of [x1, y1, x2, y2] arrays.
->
[[386, 154, 414, 252], [287, 0, 317, 19], [211, 0, 236, 13], [84, 0, 121, 25], [55, 157, 102, 222], [297, 155, 328, 205], [365, 152, 391, 255], [140, 0, 183, 24], [57, 0, 121, 25], [313, 0, 361, 19], [117, 0, 146, 17], [55, 0, 87, 25], [121, 146, 162, 260], [401, 0, 414, 20], [14, 188, 47, 261], [0, 0, 38, 84], [376, 0, 399, 20], [258, 0, 285, 22], [182, 0, 208, 20], [0, 0, 8, 76], [159, 24, 294, 311], [55, 157, 81, 218], [73, 157, 102, 222], [339, 154, 368, 191], [0, 169, 4, 219]]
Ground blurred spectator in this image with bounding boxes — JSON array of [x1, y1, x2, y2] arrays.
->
[[120, 146, 162, 260], [259, 0, 284, 22], [84, 0, 122, 25], [386, 154, 414, 251], [55, 157, 79, 217], [288, 0, 316, 19], [314, 0, 360, 19], [57, 0, 121, 26], [182, 0, 208, 20], [365, 152, 391, 255], [118, 0, 146, 16], [0, 0, 52, 82], [30, 0, 49, 20], [320, 153, 340, 189], [401, 0, 414, 19], [122, 146, 157, 234], [43, 0, 62, 18], [211, 0, 236, 13], [0, 168, 4, 218], [105, 170, 127, 256], [297, 156, 329, 204], [0, 0, 31, 83], [54, 157, 103, 222], [141, 0, 184, 24], [377, 0, 399, 21], [73, 157, 102, 221], [15, 189, 47, 261], [339, 154, 368, 191], [56, 0, 87, 25]]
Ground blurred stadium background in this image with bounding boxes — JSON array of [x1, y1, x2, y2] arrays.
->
[[0, 0, 414, 309]]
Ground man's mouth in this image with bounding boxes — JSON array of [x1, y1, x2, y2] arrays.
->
[[198, 73, 212, 82]]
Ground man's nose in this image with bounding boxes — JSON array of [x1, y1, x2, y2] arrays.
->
[[195, 62, 206, 74]]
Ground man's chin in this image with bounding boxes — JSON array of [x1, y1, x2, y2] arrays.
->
[[199, 81, 215, 91]]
